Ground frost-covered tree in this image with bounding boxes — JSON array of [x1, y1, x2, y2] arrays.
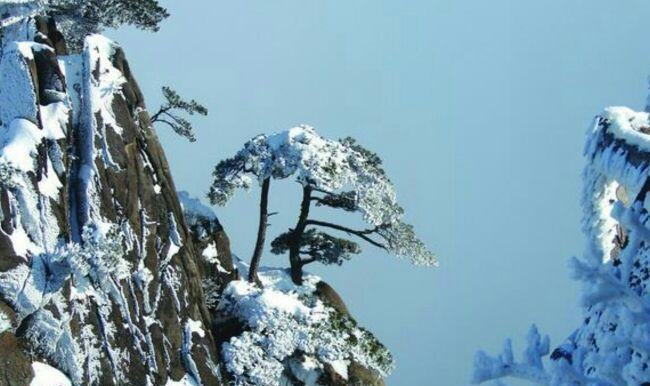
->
[[151, 86, 208, 143], [0, 0, 168, 49], [209, 125, 437, 284], [472, 106, 650, 385]]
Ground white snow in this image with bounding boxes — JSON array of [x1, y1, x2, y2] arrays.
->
[[6, 221, 36, 258], [0, 41, 38, 127], [202, 242, 218, 262], [179, 190, 218, 220], [220, 268, 393, 386], [30, 362, 72, 386], [328, 359, 349, 380], [85, 34, 126, 136], [39, 101, 69, 140], [602, 107, 650, 150], [165, 375, 199, 386], [286, 356, 324, 385], [186, 318, 205, 338], [38, 157, 62, 199], [0, 310, 10, 334], [0, 118, 43, 172]]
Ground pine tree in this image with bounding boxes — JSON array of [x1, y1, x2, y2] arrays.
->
[[151, 86, 208, 143], [209, 125, 437, 284]]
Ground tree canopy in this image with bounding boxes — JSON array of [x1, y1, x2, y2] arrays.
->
[[1, 0, 168, 49], [209, 125, 437, 283]]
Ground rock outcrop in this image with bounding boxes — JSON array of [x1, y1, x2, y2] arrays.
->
[[0, 17, 233, 385]]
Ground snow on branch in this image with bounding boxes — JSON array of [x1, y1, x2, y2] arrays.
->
[[208, 125, 437, 283], [208, 126, 403, 225], [472, 326, 551, 385]]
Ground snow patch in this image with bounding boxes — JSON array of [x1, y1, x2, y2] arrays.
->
[[220, 268, 393, 386], [602, 107, 650, 150], [0, 119, 43, 172], [39, 101, 69, 140], [328, 359, 349, 380], [179, 190, 218, 220], [0, 310, 10, 334], [187, 318, 205, 338], [30, 362, 72, 386], [202, 242, 218, 262], [165, 374, 199, 386]]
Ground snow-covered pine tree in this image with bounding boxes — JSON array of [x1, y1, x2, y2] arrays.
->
[[209, 125, 437, 284], [1, 0, 168, 50], [472, 105, 650, 385]]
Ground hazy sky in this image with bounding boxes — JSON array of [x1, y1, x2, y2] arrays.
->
[[111, 1, 650, 384]]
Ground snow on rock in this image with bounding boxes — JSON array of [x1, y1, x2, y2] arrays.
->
[[202, 242, 219, 262], [39, 101, 70, 141], [0, 17, 224, 386], [219, 268, 393, 386], [0, 119, 43, 172], [0, 310, 11, 334], [179, 190, 222, 240], [84, 34, 127, 137], [473, 105, 650, 385], [165, 374, 200, 386], [179, 190, 219, 221], [187, 318, 206, 339], [0, 42, 38, 127], [600, 107, 650, 150], [31, 362, 72, 386]]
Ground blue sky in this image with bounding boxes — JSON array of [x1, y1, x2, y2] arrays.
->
[[112, 1, 650, 384]]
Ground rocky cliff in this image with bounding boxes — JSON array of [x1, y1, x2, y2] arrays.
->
[[0, 16, 233, 385], [0, 14, 392, 386]]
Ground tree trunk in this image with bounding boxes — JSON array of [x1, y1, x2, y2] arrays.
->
[[289, 185, 312, 285], [248, 178, 270, 283]]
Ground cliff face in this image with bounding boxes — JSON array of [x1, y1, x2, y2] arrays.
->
[[0, 17, 233, 385], [0, 15, 393, 386]]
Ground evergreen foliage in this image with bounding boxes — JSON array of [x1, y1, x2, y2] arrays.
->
[[209, 125, 436, 284], [0, 0, 169, 50], [151, 86, 208, 143]]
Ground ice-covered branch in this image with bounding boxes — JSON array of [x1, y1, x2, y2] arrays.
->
[[472, 326, 550, 385]]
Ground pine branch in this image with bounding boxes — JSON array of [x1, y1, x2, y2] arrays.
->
[[305, 219, 387, 250]]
